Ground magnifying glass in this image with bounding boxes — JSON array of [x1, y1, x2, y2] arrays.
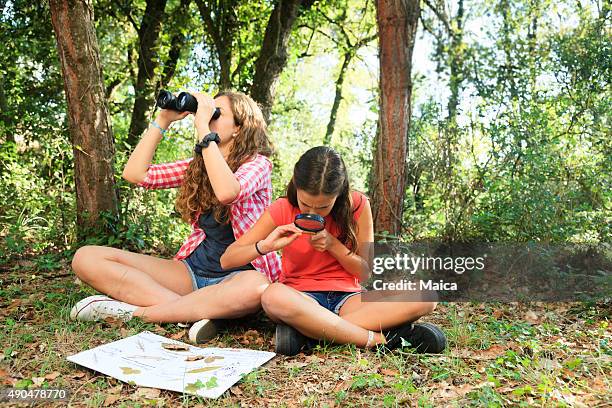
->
[[294, 214, 325, 234]]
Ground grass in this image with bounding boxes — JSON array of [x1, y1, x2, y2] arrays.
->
[[0, 254, 610, 407]]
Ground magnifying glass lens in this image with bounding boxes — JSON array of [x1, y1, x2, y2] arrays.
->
[[294, 214, 325, 233]]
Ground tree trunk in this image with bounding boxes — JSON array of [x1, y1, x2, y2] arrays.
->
[[49, 0, 119, 238], [447, 0, 464, 122], [0, 73, 14, 144], [324, 52, 352, 145], [127, 0, 168, 147], [370, 0, 420, 236], [195, 0, 238, 90], [156, 0, 192, 95], [250, 0, 304, 123]]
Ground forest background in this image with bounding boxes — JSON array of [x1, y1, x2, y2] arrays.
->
[[0, 0, 610, 406]]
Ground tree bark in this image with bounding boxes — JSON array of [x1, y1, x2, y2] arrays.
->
[[370, 0, 420, 236], [0, 73, 14, 144], [250, 0, 304, 123], [323, 52, 352, 145], [127, 0, 168, 147], [49, 0, 119, 238]]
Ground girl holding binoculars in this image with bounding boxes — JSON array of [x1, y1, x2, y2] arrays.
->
[[70, 91, 280, 343], [222, 146, 445, 355]]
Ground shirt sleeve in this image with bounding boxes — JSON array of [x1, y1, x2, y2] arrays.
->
[[230, 155, 272, 204], [268, 198, 287, 227], [352, 191, 369, 220], [137, 158, 192, 190]]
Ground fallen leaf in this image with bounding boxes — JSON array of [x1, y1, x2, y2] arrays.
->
[[103, 394, 121, 406], [524, 310, 539, 324], [230, 386, 243, 395], [44, 371, 61, 381], [32, 377, 45, 386], [161, 343, 189, 351], [187, 366, 222, 374], [186, 355, 206, 362], [538, 358, 561, 371], [136, 387, 161, 399], [473, 344, 507, 359], [379, 368, 399, 376], [333, 380, 351, 392], [171, 330, 186, 340], [69, 371, 87, 379], [120, 367, 141, 375]]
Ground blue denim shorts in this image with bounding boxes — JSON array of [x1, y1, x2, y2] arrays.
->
[[182, 260, 240, 291], [303, 291, 362, 314]]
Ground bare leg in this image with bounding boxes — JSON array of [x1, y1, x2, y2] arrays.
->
[[262, 284, 438, 348], [71, 245, 193, 306], [338, 294, 437, 331], [133, 270, 270, 323], [261, 283, 385, 347]]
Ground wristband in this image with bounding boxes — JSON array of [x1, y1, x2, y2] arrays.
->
[[150, 120, 168, 136], [255, 241, 267, 256]]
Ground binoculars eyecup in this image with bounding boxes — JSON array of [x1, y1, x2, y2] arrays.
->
[[156, 90, 221, 120]]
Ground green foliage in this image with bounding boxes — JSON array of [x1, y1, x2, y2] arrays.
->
[[407, 0, 610, 243], [0, 0, 609, 262]]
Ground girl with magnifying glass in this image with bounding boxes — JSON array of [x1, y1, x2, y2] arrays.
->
[[221, 146, 445, 355]]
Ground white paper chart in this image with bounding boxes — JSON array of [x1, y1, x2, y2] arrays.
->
[[67, 331, 275, 398]]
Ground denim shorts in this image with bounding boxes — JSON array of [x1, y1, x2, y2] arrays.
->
[[303, 291, 362, 314], [182, 260, 240, 291]]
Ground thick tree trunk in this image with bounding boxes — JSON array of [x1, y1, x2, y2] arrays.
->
[[250, 0, 303, 123], [370, 0, 420, 236], [127, 0, 168, 147], [49, 0, 119, 237]]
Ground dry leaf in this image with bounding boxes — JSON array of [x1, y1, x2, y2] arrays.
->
[[44, 371, 61, 381], [69, 371, 87, 379], [230, 386, 243, 395], [524, 310, 539, 324], [103, 394, 121, 406], [473, 344, 507, 359], [136, 387, 161, 399], [170, 330, 186, 340], [185, 355, 205, 362], [161, 343, 189, 351], [187, 366, 222, 374], [32, 377, 45, 386], [379, 368, 399, 377]]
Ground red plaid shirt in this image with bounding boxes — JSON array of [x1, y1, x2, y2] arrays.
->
[[137, 154, 281, 282]]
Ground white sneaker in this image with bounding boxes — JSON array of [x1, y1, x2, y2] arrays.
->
[[70, 295, 138, 322], [188, 319, 218, 344]]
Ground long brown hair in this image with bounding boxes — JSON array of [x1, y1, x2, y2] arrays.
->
[[286, 146, 359, 253], [175, 91, 273, 224]]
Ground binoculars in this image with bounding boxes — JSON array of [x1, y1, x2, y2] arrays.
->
[[156, 90, 221, 120]]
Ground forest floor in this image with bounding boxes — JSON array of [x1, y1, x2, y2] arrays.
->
[[0, 254, 610, 407]]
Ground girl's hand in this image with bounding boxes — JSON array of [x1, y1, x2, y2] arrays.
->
[[155, 109, 190, 128], [259, 224, 303, 253], [309, 229, 334, 252], [191, 92, 216, 136]]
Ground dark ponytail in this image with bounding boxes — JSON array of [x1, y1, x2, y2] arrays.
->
[[286, 146, 358, 253]]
